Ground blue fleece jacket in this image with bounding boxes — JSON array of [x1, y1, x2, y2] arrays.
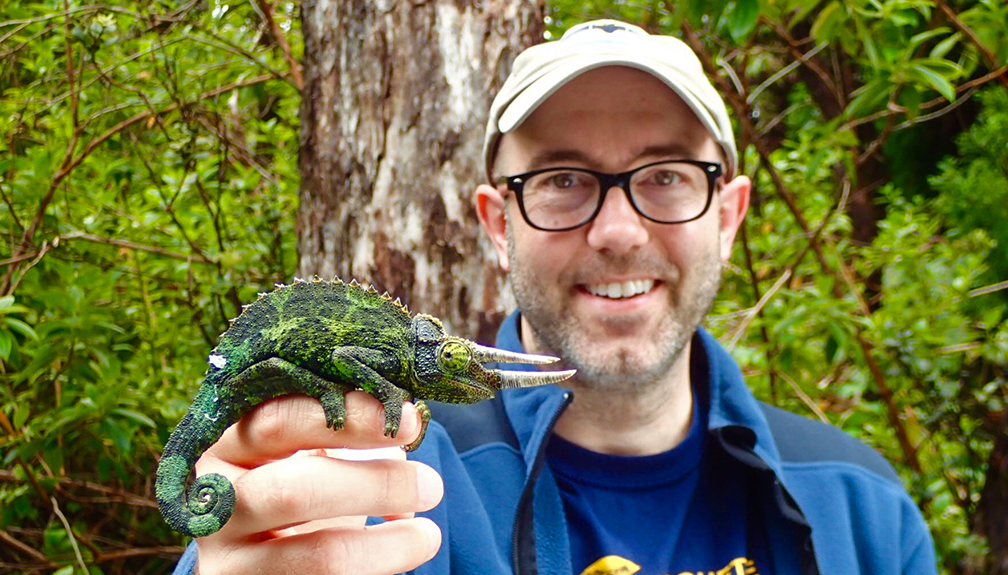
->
[[171, 312, 937, 574]]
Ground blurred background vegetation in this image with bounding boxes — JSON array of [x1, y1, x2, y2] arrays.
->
[[1, 0, 1006, 573]]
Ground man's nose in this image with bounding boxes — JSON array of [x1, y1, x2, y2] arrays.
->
[[585, 186, 650, 255]]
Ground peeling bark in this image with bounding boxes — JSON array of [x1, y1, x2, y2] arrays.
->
[[298, 0, 543, 341]]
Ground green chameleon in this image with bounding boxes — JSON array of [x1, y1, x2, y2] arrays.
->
[[156, 277, 574, 538]]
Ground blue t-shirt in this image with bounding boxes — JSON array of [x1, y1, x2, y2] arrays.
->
[[547, 390, 770, 575]]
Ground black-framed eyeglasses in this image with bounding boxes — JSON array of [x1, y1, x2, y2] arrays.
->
[[498, 160, 722, 232]]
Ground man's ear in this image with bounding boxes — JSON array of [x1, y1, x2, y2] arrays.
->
[[718, 175, 751, 262], [474, 183, 511, 272]]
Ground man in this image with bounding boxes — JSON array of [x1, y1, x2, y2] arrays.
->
[[174, 20, 936, 575]]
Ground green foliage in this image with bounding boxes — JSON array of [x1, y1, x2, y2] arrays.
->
[[1, 0, 299, 571], [929, 87, 1008, 287]]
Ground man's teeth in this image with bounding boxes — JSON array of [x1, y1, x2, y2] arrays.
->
[[586, 279, 655, 299]]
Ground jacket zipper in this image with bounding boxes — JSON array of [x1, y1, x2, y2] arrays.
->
[[511, 390, 573, 575]]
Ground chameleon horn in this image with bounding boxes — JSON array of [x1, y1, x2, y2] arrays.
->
[[471, 343, 560, 365], [495, 368, 577, 389]]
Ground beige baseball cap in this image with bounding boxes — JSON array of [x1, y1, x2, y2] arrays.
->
[[482, 20, 737, 182]]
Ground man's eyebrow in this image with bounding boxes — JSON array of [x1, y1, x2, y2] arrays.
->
[[524, 144, 702, 172], [637, 144, 697, 159], [525, 149, 596, 170]]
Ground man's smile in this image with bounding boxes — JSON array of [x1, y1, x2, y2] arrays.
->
[[582, 279, 657, 299]]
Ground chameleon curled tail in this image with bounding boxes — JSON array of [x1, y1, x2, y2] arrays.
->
[[155, 386, 238, 538]]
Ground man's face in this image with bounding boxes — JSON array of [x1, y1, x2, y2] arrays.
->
[[476, 67, 749, 394]]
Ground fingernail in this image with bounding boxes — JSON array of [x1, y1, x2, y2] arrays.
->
[[415, 464, 444, 509], [400, 403, 419, 436]]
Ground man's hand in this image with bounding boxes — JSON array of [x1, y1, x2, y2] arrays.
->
[[190, 391, 444, 575]]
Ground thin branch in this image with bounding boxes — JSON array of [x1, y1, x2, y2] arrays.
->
[[727, 269, 792, 350], [0, 4, 139, 31], [0, 528, 52, 566], [855, 333, 922, 472], [60, 231, 216, 263], [0, 470, 157, 509], [936, 0, 1008, 92], [0, 250, 38, 268], [748, 42, 828, 105], [186, 30, 299, 91], [191, 112, 279, 183], [51, 496, 89, 574], [63, 0, 78, 128], [856, 87, 901, 166], [0, 21, 59, 61], [768, 19, 845, 109], [94, 546, 185, 562], [893, 86, 977, 130], [969, 280, 1008, 298], [252, 0, 303, 89], [7, 238, 53, 294], [779, 370, 830, 424]]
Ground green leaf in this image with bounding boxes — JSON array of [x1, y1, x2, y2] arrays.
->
[[908, 63, 957, 101], [931, 32, 962, 60], [855, 18, 879, 69], [686, 0, 712, 28], [100, 419, 132, 454], [788, 0, 825, 30], [910, 27, 950, 51], [727, 0, 760, 42], [43, 444, 65, 474], [811, 2, 845, 43], [5, 318, 39, 340], [13, 402, 30, 430], [0, 331, 11, 360], [111, 408, 156, 429], [846, 78, 892, 117]]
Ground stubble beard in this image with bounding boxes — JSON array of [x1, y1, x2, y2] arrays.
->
[[506, 223, 723, 396]]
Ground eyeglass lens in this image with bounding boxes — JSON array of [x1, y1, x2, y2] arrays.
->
[[520, 162, 711, 230]]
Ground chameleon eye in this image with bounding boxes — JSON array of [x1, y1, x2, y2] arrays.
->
[[437, 340, 471, 373]]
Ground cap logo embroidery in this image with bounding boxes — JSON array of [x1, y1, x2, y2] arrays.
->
[[565, 22, 644, 39]]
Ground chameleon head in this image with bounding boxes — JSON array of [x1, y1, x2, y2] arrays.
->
[[411, 314, 576, 403]]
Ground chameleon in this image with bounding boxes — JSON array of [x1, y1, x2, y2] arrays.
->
[[155, 276, 574, 538]]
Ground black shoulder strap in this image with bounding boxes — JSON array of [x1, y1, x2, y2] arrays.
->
[[427, 394, 521, 454], [758, 402, 902, 485]]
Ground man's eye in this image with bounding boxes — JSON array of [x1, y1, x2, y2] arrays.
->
[[548, 173, 580, 188], [651, 170, 682, 186]]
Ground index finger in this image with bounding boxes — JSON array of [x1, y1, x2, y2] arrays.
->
[[207, 392, 423, 468]]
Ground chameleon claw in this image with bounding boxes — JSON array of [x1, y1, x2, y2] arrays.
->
[[403, 401, 431, 452]]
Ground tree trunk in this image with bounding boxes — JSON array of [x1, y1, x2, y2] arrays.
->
[[974, 412, 1008, 574], [298, 0, 543, 343]]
